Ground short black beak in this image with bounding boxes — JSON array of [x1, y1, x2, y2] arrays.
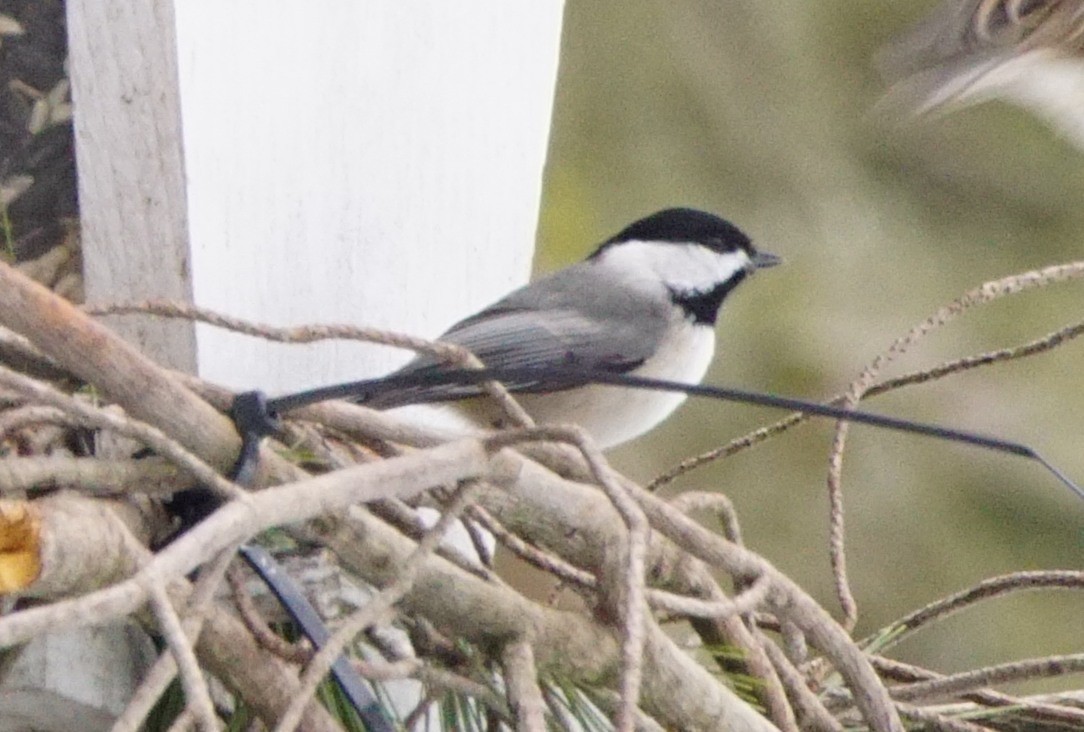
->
[[751, 250, 783, 269]]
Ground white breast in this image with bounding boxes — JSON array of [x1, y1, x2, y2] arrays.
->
[[515, 318, 716, 448]]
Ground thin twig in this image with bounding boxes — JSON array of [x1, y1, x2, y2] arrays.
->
[[467, 504, 598, 591], [271, 478, 487, 732], [892, 702, 989, 732], [462, 515, 495, 568], [758, 632, 842, 732], [146, 578, 218, 732], [889, 653, 1084, 703], [501, 639, 547, 731], [0, 455, 185, 496], [111, 548, 239, 732], [647, 573, 770, 618], [83, 298, 536, 429], [648, 313, 1084, 492], [227, 562, 313, 664], [0, 405, 81, 434], [668, 491, 744, 545], [489, 427, 649, 732], [371, 498, 497, 581], [0, 363, 244, 503], [869, 319, 1084, 396], [861, 570, 1084, 655], [871, 656, 1084, 727], [825, 262, 1084, 630]]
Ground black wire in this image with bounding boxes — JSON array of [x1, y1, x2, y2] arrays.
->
[[236, 545, 393, 731], [225, 396, 395, 732], [262, 366, 1083, 500]]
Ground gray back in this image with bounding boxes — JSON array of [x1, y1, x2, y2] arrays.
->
[[363, 259, 670, 407]]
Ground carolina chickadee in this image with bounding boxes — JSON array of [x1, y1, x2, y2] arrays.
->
[[363, 208, 780, 448]]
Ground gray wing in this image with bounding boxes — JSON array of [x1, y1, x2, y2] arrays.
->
[[361, 265, 666, 408]]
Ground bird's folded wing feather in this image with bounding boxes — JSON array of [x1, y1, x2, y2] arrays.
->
[[359, 306, 656, 408]]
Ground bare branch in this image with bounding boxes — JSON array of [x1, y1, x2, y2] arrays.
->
[[619, 477, 903, 732], [826, 262, 1084, 628], [272, 478, 486, 732], [890, 653, 1084, 703], [83, 298, 535, 430], [316, 503, 778, 732], [0, 363, 243, 503], [467, 504, 597, 591], [195, 603, 344, 732], [758, 634, 841, 732], [0, 438, 491, 647], [648, 574, 770, 618], [502, 640, 547, 732], [892, 703, 988, 732], [0, 405, 82, 434], [862, 570, 1084, 655], [490, 426, 650, 732], [0, 455, 186, 496], [480, 445, 795, 729], [227, 562, 313, 664], [0, 493, 149, 598], [871, 656, 1084, 728], [0, 262, 240, 473], [111, 548, 239, 732], [146, 578, 218, 732]]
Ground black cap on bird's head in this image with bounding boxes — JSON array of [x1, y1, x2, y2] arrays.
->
[[586, 207, 782, 325], [593, 207, 781, 269]]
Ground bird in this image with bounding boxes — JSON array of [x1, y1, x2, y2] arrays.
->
[[879, 0, 1084, 148], [359, 207, 781, 448]]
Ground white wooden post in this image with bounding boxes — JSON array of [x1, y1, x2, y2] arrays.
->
[[175, 2, 564, 392], [67, 0, 196, 372], [1, 1, 565, 728]]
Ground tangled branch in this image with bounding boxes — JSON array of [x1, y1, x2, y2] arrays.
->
[[1, 257, 1081, 731]]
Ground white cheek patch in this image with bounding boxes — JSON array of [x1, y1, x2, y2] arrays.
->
[[599, 239, 751, 294]]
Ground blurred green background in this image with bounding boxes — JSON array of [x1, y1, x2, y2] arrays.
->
[[537, 0, 1083, 680]]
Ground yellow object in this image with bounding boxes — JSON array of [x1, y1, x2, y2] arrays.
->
[[0, 499, 42, 593]]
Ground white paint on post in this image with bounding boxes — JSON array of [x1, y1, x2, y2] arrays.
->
[[174, 1, 565, 393], [41, 0, 565, 729]]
